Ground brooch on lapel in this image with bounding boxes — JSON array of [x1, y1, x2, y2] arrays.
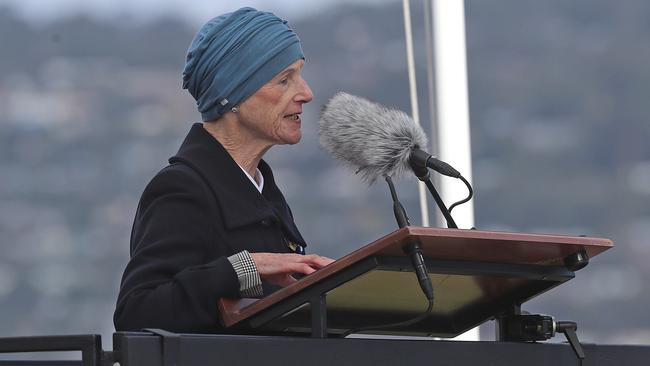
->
[[286, 240, 305, 255]]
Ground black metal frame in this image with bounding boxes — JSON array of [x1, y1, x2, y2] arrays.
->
[[0, 335, 108, 366], [3, 332, 649, 366], [496, 303, 522, 341], [113, 332, 650, 366]]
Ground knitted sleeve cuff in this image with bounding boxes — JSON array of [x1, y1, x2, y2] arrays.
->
[[227, 250, 263, 298]]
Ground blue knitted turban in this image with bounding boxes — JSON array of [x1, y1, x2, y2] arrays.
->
[[182, 7, 305, 122]]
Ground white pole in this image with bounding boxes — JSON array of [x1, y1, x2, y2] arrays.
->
[[431, 0, 477, 340], [402, 0, 430, 227], [432, 0, 474, 230]]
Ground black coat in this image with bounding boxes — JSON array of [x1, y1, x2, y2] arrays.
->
[[114, 123, 306, 332]]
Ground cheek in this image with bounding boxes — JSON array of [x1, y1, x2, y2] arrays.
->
[[263, 102, 286, 130]]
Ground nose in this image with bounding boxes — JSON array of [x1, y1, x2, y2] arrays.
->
[[296, 77, 313, 104]]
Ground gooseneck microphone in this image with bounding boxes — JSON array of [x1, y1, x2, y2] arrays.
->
[[321, 93, 440, 336], [386, 176, 434, 302], [410, 148, 461, 179], [340, 176, 434, 337]]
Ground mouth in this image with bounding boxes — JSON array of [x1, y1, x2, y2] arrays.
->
[[283, 113, 301, 122]]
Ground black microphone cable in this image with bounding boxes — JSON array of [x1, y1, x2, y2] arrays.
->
[[448, 175, 473, 213], [385, 176, 434, 301], [341, 298, 433, 338], [342, 176, 434, 338], [409, 148, 474, 220]]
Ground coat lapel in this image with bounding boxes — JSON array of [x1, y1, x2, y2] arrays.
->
[[168, 123, 306, 247]]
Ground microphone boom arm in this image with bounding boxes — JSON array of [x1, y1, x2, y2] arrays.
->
[[409, 149, 459, 229], [422, 177, 458, 229]]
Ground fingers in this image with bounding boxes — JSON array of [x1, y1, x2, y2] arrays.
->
[[301, 254, 335, 268], [250, 252, 335, 278], [279, 253, 334, 267], [285, 262, 317, 275]]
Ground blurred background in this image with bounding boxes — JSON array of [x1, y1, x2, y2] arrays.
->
[[0, 0, 648, 348]]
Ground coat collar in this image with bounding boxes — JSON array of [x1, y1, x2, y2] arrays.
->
[[168, 123, 305, 246]]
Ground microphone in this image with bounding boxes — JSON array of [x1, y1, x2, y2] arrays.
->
[[319, 92, 440, 309], [318, 92, 461, 183], [410, 148, 461, 180], [319, 92, 469, 229]]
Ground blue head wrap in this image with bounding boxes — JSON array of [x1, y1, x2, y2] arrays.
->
[[182, 7, 304, 122]]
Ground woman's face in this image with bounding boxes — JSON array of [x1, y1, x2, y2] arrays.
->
[[237, 59, 313, 147]]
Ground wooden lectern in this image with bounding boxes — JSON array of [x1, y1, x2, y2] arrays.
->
[[218, 227, 612, 338]]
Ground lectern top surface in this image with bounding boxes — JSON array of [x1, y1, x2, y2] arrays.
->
[[218, 227, 612, 335]]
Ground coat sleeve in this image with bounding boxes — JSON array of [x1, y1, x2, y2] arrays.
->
[[114, 165, 240, 332]]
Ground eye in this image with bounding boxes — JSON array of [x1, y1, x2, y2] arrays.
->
[[279, 77, 289, 85]]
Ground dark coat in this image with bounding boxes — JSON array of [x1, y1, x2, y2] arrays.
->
[[114, 123, 306, 332]]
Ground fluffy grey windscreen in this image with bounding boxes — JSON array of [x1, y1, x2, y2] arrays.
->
[[318, 92, 428, 184]]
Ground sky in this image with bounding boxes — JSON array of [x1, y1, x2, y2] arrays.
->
[[0, 0, 396, 25]]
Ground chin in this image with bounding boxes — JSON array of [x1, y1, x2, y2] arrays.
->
[[282, 133, 302, 145], [287, 136, 302, 145]]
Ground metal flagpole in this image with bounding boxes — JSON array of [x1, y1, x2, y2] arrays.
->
[[423, 0, 440, 191], [401, 0, 430, 227], [430, 0, 478, 340]]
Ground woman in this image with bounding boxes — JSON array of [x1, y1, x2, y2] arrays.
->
[[114, 7, 333, 332]]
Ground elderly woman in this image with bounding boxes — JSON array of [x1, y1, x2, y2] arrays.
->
[[114, 7, 333, 332]]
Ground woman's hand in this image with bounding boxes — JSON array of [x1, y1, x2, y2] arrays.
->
[[249, 253, 335, 287]]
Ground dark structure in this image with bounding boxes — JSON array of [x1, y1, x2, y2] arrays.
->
[[3, 228, 648, 365]]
